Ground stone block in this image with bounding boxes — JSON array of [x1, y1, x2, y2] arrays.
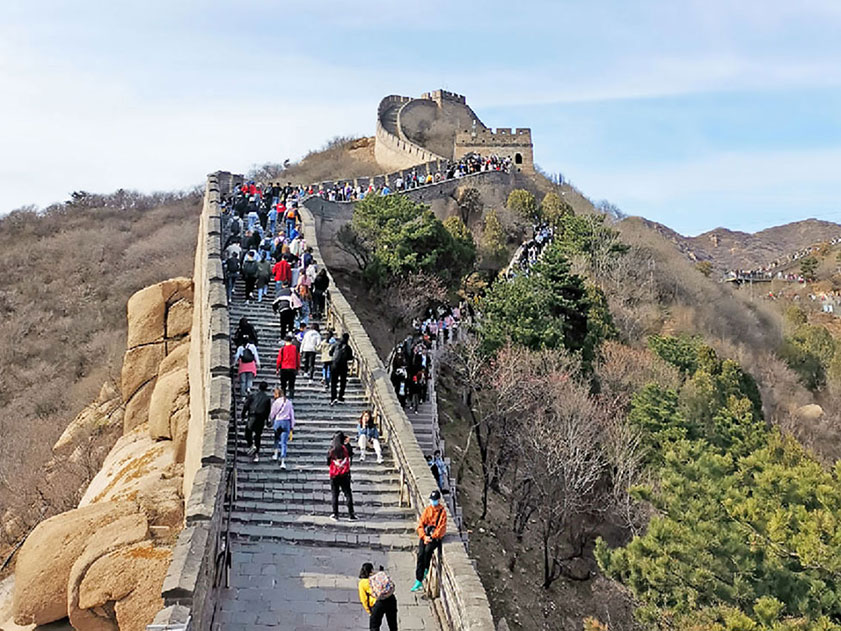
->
[[185, 465, 224, 524], [201, 418, 228, 466], [161, 522, 210, 601]]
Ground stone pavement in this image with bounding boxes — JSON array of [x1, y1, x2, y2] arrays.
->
[[213, 277, 439, 630]]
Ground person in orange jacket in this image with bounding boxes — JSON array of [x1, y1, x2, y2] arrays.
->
[[411, 490, 447, 591]]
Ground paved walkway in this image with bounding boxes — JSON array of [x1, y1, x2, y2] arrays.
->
[[213, 278, 439, 630]]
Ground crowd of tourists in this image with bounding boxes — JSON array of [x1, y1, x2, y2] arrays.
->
[[306, 151, 513, 202], [504, 222, 555, 278], [221, 184, 447, 628]]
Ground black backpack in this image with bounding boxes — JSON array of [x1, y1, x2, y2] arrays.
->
[[225, 257, 239, 275], [240, 346, 255, 363]]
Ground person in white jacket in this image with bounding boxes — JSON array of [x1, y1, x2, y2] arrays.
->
[[300, 323, 322, 381]]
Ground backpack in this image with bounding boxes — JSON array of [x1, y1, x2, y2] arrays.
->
[[286, 209, 297, 220], [329, 446, 350, 477], [240, 346, 255, 363], [369, 571, 395, 599]]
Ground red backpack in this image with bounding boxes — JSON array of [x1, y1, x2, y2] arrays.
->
[[329, 445, 350, 477]]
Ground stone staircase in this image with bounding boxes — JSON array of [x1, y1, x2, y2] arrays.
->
[[213, 279, 438, 631]]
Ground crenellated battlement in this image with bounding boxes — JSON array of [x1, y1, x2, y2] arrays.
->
[[421, 89, 467, 105]]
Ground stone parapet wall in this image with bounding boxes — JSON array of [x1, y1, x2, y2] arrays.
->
[[300, 205, 496, 631], [150, 172, 234, 631], [375, 95, 447, 171]]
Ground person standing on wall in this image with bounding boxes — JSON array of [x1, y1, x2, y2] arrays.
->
[[242, 381, 272, 463], [411, 490, 447, 592], [327, 431, 356, 521], [330, 332, 354, 406], [275, 334, 300, 399], [269, 387, 295, 469]]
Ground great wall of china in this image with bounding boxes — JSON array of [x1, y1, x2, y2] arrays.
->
[[5, 90, 531, 631]]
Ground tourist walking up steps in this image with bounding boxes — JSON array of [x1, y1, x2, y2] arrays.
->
[[242, 381, 271, 462], [330, 332, 354, 405], [272, 282, 296, 338], [276, 334, 301, 398], [232, 316, 259, 349], [269, 388, 295, 469], [357, 410, 383, 463], [300, 323, 321, 381], [327, 431, 356, 520], [319, 329, 336, 389], [233, 339, 260, 400], [411, 490, 447, 592], [358, 563, 398, 631]]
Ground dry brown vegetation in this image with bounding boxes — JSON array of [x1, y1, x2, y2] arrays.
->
[[253, 136, 381, 186], [0, 191, 200, 556]]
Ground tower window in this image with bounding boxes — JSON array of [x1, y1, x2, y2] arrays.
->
[[515, 153, 523, 164]]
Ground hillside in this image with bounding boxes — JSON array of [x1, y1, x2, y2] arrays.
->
[[643, 217, 841, 272], [0, 192, 200, 555]]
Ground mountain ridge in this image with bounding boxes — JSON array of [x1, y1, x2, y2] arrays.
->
[[635, 217, 841, 272]]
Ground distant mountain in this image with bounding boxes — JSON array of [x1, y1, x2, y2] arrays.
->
[[637, 218, 841, 272]]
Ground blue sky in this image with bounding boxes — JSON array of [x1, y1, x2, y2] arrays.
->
[[1, 0, 839, 235]]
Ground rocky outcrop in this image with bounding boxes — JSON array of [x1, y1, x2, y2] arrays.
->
[[12, 278, 194, 630], [12, 501, 140, 626]]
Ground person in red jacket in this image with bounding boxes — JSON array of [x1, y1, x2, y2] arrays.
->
[[276, 335, 300, 398], [272, 256, 292, 295]]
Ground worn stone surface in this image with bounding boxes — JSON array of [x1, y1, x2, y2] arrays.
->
[[67, 514, 150, 631], [158, 341, 190, 377], [79, 542, 171, 631], [123, 378, 156, 434], [166, 299, 193, 339], [126, 285, 167, 349], [54, 381, 123, 457], [12, 501, 138, 626], [148, 368, 189, 440], [121, 343, 166, 401]]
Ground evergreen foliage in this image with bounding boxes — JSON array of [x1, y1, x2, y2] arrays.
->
[[350, 193, 475, 287], [477, 241, 596, 358]]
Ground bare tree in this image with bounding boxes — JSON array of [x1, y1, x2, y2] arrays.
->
[[384, 273, 447, 345], [517, 384, 609, 588]]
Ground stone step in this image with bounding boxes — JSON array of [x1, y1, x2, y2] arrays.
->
[[231, 508, 417, 534], [235, 488, 405, 507], [229, 524, 416, 551], [235, 477, 401, 492]]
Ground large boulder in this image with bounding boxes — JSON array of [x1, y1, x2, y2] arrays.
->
[[78, 542, 171, 631], [796, 403, 824, 421], [121, 343, 166, 401], [67, 514, 149, 631], [125, 278, 192, 349], [79, 426, 177, 508], [54, 381, 123, 457], [126, 285, 167, 349], [166, 299, 193, 339], [158, 342, 190, 377], [148, 368, 189, 440], [123, 378, 156, 434], [12, 501, 139, 626]]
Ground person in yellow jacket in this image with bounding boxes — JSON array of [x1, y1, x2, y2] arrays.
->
[[358, 562, 376, 614], [411, 490, 447, 591]]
